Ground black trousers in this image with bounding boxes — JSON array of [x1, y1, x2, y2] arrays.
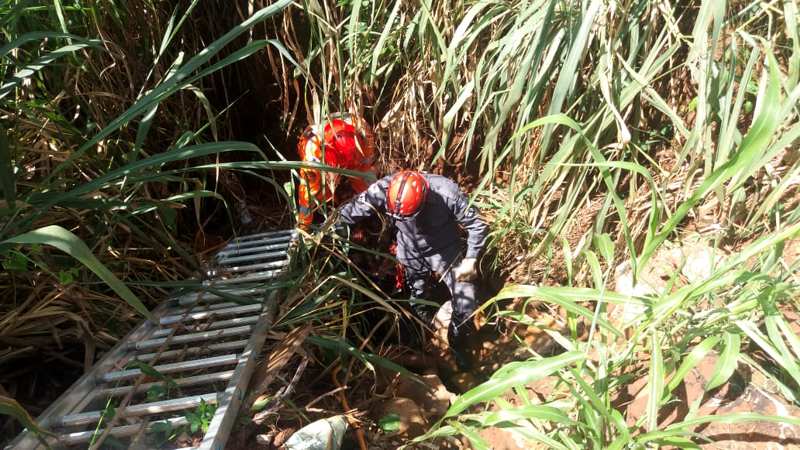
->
[[401, 246, 477, 357]]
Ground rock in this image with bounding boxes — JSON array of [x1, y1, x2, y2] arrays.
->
[[612, 239, 727, 327], [283, 415, 348, 450], [395, 373, 455, 421], [621, 353, 725, 428], [376, 397, 427, 439], [618, 354, 800, 448], [699, 393, 800, 448], [478, 427, 532, 450], [612, 259, 660, 324], [695, 379, 800, 449], [670, 240, 725, 284]]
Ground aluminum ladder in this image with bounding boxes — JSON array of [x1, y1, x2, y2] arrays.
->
[[8, 229, 297, 449]]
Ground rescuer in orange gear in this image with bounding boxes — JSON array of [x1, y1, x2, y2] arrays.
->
[[295, 113, 377, 229]]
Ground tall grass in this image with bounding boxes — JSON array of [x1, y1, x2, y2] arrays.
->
[[285, 0, 800, 446], [0, 0, 296, 441], [1, 0, 798, 447]]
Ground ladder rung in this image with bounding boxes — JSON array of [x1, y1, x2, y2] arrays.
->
[[221, 258, 289, 274], [215, 241, 292, 259], [161, 301, 245, 318], [176, 287, 268, 306], [134, 326, 253, 351], [97, 370, 235, 398], [135, 340, 248, 363], [102, 354, 240, 383], [60, 415, 190, 445], [230, 229, 296, 243], [210, 270, 284, 286], [188, 301, 242, 312], [217, 249, 289, 265], [160, 304, 262, 325], [221, 234, 294, 251], [152, 315, 260, 338], [60, 393, 219, 427]]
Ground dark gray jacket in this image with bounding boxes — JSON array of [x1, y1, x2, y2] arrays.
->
[[338, 173, 488, 263]]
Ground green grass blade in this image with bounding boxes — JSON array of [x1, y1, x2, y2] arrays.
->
[[369, 0, 401, 84], [483, 284, 624, 337], [52, 0, 69, 37], [2, 225, 154, 322], [704, 332, 740, 391], [666, 336, 721, 395], [459, 404, 575, 427], [647, 331, 665, 431], [30, 141, 263, 208], [0, 395, 53, 438], [0, 31, 86, 58], [44, 0, 292, 182], [736, 320, 800, 388], [306, 335, 420, 382], [640, 50, 784, 270], [441, 351, 585, 420], [0, 40, 102, 100], [449, 422, 491, 450], [538, 0, 601, 155]]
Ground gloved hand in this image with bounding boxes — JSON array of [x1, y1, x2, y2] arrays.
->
[[453, 257, 477, 282]]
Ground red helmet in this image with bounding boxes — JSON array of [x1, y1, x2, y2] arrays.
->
[[387, 171, 429, 217], [322, 119, 363, 167]]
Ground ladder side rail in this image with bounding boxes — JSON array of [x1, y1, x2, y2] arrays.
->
[[197, 290, 280, 450]]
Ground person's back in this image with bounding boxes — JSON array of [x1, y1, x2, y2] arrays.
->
[[295, 113, 376, 229]]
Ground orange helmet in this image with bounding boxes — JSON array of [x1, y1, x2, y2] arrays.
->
[[322, 119, 364, 167], [387, 171, 429, 218]]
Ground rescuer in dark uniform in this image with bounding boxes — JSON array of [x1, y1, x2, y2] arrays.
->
[[336, 171, 488, 370]]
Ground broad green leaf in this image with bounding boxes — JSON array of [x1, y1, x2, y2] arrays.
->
[[3, 225, 154, 321], [458, 405, 575, 427], [442, 352, 584, 420], [666, 336, 721, 395], [705, 332, 740, 391], [647, 331, 664, 431]]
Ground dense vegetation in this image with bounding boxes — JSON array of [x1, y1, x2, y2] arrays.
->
[[2, 0, 800, 448]]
